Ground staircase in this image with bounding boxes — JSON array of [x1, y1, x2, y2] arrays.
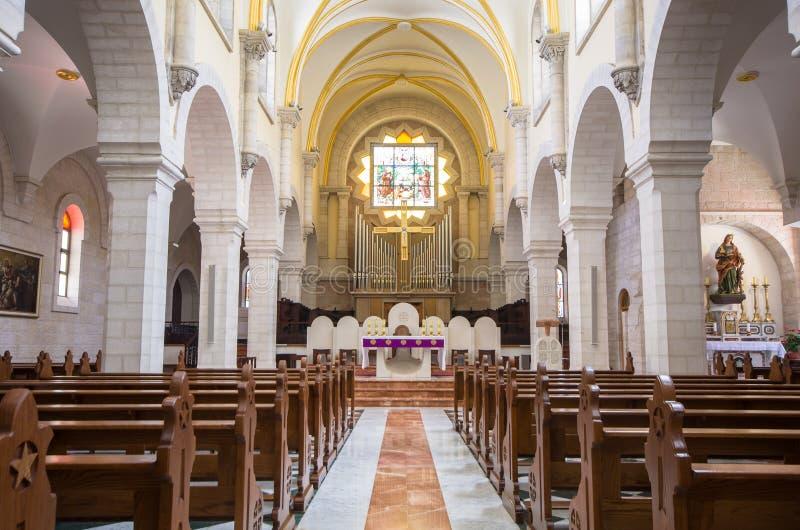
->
[[354, 378, 454, 408]]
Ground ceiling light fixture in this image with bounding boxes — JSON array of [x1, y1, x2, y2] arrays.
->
[[736, 70, 759, 83], [397, 21, 412, 32], [56, 68, 81, 81]]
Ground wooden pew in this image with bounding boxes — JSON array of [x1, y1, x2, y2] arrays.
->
[[646, 376, 800, 530], [1, 368, 295, 529], [567, 374, 800, 530], [46, 371, 196, 529], [0, 388, 57, 528]]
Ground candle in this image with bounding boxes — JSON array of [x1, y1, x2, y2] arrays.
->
[[704, 276, 710, 287], [764, 275, 768, 285], [752, 276, 758, 286]]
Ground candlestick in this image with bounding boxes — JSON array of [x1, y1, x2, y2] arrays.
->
[[739, 302, 749, 323], [751, 279, 762, 323], [762, 280, 774, 323], [704, 282, 715, 323]]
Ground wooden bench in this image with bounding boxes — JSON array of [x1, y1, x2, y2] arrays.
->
[[1, 349, 103, 380], [0, 387, 57, 528], [567, 374, 800, 530]]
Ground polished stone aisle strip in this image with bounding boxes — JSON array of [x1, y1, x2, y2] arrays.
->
[[421, 408, 519, 530], [365, 409, 452, 529], [298, 408, 389, 530]]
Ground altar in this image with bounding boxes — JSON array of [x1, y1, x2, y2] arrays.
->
[[360, 336, 447, 379], [705, 340, 785, 369]]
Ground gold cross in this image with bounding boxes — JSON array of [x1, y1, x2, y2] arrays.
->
[[10, 442, 38, 489], [373, 200, 434, 260]]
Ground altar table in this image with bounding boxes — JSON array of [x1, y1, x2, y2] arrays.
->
[[705, 340, 786, 369], [360, 336, 447, 370]]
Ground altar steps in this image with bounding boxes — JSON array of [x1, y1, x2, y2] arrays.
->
[[354, 378, 454, 408]]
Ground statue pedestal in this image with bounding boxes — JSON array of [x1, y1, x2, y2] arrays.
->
[[709, 303, 743, 338]]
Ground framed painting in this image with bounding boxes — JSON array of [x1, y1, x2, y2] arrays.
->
[[0, 245, 42, 318]]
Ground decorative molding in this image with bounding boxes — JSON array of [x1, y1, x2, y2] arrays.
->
[[241, 152, 258, 179], [240, 30, 269, 62], [170, 65, 198, 101], [278, 106, 302, 128], [302, 150, 320, 170], [507, 106, 531, 129], [611, 65, 640, 102], [549, 153, 567, 177], [539, 33, 569, 64], [487, 152, 505, 170]]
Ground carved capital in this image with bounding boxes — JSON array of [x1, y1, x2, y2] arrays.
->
[[303, 224, 316, 240], [492, 225, 505, 239], [549, 153, 567, 177], [241, 152, 259, 179], [241, 30, 269, 62], [170, 64, 198, 101], [302, 150, 320, 171], [279, 197, 293, 213], [539, 32, 569, 64], [611, 65, 641, 102], [487, 152, 505, 171], [278, 106, 302, 129], [514, 196, 529, 215], [507, 106, 531, 129]]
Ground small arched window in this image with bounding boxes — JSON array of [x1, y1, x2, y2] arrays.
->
[[58, 212, 71, 297], [241, 267, 252, 308], [53, 201, 85, 312], [576, 0, 608, 43], [555, 266, 566, 320]]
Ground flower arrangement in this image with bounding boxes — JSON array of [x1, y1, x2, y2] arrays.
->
[[783, 329, 800, 358]]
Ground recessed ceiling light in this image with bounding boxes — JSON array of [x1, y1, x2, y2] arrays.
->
[[56, 68, 81, 81], [736, 70, 759, 83]]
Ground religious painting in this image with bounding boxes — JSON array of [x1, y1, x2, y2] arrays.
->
[[0, 245, 42, 318], [371, 143, 437, 208]]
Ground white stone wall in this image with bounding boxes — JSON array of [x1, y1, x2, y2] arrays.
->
[[0, 155, 108, 360], [605, 183, 644, 371]]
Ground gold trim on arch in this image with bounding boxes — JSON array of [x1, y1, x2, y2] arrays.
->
[[283, 0, 522, 106], [304, 43, 496, 153], [319, 75, 486, 187]]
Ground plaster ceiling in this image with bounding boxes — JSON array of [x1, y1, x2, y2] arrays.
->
[[0, 13, 96, 183]]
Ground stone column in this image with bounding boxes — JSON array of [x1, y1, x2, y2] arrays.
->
[[560, 213, 612, 369], [789, 0, 800, 58], [507, 107, 531, 213], [525, 242, 561, 347], [611, 0, 641, 101], [504, 261, 530, 305], [628, 151, 711, 374], [170, 0, 198, 100], [539, 33, 569, 176], [302, 151, 319, 238], [240, 30, 268, 176], [488, 153, 505, 236], [318, 190, 330, 259], [337, 190, 350, 259], [245, 244, 281, 368], [196, 216, 247, 368], [478, 190, 489, 259], [279, 263, 303, 302], [101, 155, 182, 372], [278, 106, 301, 212]]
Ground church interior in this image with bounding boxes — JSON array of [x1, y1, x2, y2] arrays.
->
[[2, 0, 800, 528]]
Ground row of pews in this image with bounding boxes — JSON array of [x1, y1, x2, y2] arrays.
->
[[0, 351, 356, 530], [453, 353, 800, 530], [1, 349, 103, 379]]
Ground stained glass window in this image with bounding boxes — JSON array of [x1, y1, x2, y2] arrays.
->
[[371, 143, 437, 208], [58, 212, 71, 297]]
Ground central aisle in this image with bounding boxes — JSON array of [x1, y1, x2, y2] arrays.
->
[[298, 408, 518, 530]]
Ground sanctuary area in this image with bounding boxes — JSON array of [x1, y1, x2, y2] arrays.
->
[[2, 0, 800, 529]]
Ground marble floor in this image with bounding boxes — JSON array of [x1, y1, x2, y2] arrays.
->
[[299, 407, 518, 530]]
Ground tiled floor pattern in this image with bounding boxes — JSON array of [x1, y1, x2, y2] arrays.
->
[[365, 409, 452, 529]]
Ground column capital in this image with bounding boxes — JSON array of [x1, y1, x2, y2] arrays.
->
[[97, 152, 184, 190], [539, 32, 569, 64], [278, 106, 302, 128], [487, 152, 505, 170], [507, 106, 531, 129], [194, 212, 248, 236], [244, 242, 283, 260], [524, 240, 562, 262], [240, 29, 269, 62], [559, 208, 612, 234], [627, 148, 712, 191], [302, 150, 320, 170]]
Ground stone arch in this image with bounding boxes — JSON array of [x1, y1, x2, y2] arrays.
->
[[181, 84, 240, 217], [504, 201, 525, 264], [566, 82, 629, 220], [282, 200, 304, 265], [169, 267, 200, 323], [78, 0, 168, 148], [247, 154, 281, 244], [529, 156, 562, 246], [326, 97, 482, 188]]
